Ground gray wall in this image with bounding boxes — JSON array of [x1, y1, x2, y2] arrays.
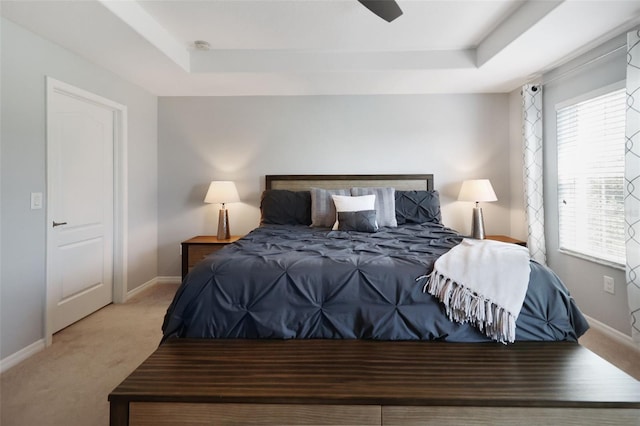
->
[[158, 94, 515, 276], [541, 33, 631, 335], [0, 18, 159, 359]]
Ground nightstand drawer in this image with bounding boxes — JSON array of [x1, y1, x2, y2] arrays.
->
[[187, 245, 225, 270], [181, 235, 242, 280]]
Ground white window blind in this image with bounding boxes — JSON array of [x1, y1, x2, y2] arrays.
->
[[556, 85, 626, 267]]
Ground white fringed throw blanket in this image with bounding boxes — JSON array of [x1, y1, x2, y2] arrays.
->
[[421, 238, 530, 344]]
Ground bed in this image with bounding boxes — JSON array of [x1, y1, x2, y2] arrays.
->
[[109, 174, 639, 426], [162, 174, 588, 344]]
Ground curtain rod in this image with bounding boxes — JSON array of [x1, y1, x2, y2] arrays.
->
[[536, 44, 626, 87]]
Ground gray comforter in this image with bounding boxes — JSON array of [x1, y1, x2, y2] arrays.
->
[[162, 223, 588, 342]]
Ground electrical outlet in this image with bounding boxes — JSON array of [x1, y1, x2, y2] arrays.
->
[[603, 276, 615, 295], [179, 244, 182, 256]]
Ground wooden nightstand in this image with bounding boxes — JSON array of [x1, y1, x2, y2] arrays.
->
[[181, 235, 242, 280], [485, 235, 527, 247]]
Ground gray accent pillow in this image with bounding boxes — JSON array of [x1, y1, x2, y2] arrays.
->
[[395, 190, 442, 224], [337, 210, 378, 233], [350, 187, 397, 227], [310, 188, 350, 227]]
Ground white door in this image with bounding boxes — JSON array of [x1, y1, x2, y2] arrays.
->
[[47, 84, 115, 334]]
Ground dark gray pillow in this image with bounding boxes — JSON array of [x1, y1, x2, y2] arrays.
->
[[260, 190, 311, 225], [337, 210, 378, 233], [395, 190, 442, 225]]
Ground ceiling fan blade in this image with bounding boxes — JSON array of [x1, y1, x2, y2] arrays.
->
[[358, 0, 403, 22]]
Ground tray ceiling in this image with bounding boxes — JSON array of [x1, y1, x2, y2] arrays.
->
[[2, 0, 639, 96]]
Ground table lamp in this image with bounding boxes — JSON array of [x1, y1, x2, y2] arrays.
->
[[458, 179, 497, 239], [204, 181, 240, 240]]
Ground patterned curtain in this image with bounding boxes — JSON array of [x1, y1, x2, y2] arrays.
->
[[625, 30, 640, 343], [522, 84, 547, 265]]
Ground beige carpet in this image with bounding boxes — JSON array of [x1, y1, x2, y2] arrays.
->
[[0, 283, 179, 426], [1, 282, 638, 426], [578, 326, 640, 380]]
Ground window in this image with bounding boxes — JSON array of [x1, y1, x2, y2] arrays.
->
[[556, 83, 626, 267]]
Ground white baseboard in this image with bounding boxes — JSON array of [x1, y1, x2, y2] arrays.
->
[[157, 275, 182, 285], [584, 314, 640, 354], [125, 276, 181, 301], [0, 339, 45, 374], [125, 276, 158, 300]]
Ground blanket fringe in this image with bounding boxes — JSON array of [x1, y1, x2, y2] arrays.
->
[[421, 270, 516, 344]]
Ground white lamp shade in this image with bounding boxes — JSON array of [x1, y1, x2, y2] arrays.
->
[[458, 179, 497, 203], [204, 181, 240, 204]]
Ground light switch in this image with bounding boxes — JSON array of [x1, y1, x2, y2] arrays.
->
[[31, 192, 43, 210]]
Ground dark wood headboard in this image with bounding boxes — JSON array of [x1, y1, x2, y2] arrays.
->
[[265, 174, 434, 191]]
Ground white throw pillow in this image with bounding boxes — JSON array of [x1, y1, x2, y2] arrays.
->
[[331, 194, 376, 230]]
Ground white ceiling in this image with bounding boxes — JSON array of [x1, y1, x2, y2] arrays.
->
[[2, 0, 640, 96]]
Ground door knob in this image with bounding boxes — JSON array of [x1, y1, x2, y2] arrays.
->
[[52, 221, 68, 227]]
